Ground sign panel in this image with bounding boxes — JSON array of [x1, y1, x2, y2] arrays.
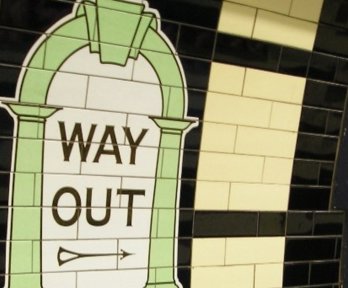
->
[[0, 1, 196, 287]]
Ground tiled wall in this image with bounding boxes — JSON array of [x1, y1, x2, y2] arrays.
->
[[0, 0, 347, 287]]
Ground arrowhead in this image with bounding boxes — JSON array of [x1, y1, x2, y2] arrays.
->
[[120, 249, 132, 260]]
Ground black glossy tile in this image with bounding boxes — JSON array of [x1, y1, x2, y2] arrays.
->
[[283, 263, 310, 287], [286, 212, 314, 236], [180, 180, 195, 208], [258, 212, 285, 236], [194, 211, 257, 237], [315, 24, 348, 58], [0, 65, 21, 98], [177, 238, 191, 266], [0, 108, 14, 137], [0, 0, 73, 32], [321, 0, 348, 28], [180, 57, 210, 90], [0, 139, 14, 172], [285, 238, 336, 261], [295, 134, 338, 161], [177, 25, 215, 59], [299, 107, 327, 135], [161, 20, 179, 48], [308, 53, 337, 81], [0, 209, 7, 241], [0, 173, 10, 205], [0, 241, 5, 285], [319, 162, 334, 186], [214, 34, 281, 71], [310, 262, 340, 285], [279, 47, 311, 77], [187, 90, 206, 120], [184, 124, 202, 150], [289, 187, 330, 210], [303, 80, 347, 110], [0, 28, 40, 66], [181, 150, 199, 179], [335, 58, 348, 84], [292, 160, 320, 185], [326, 111, 342, 136], [178, 210, 193, 237], [335, 238, 342, 259], [177, 268, 191, 288], [314, 212, 344, 235], [148, 0, 222, 29]]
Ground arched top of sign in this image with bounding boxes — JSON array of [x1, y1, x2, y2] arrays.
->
[[17, 0, 187, 118]]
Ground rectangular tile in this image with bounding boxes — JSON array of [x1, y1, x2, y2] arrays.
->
[[244, 68, 306, 104], [258, 212, 286, 236], [195, 181, 230, 210], [290, 0, 324, 22], [285, 238, 337, 261], [204, 92, 272, 127], [197, 152, 264, 182], [255, 263, 283, 288], [200, 122, 237, 153], [229, 183, 289, 211], [225, 237, 285, 264], [208, 63, 245, 95], [191, 238, 225, 266], [218, 2, 256, 37], [253, 10, 317, 50], [263, 157, 294, 184], [191, 265, 254, 288], [286, 212, 314, 236], [289, 187, 331, 210], [226, 0, 292, 14], [283, 263, 310, 286], [194, 211, 258, 237], [235, 126, 297, 158], [270, 102, 302, 131]]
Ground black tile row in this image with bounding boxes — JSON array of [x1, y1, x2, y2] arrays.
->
[[299, 108, 342, 136], [295, 134, 338, 161], [191, 211, 344, 238], [292, 160, 334, 186], [284, 261, 340, 286], [285, 238, 341, 262], [0, 0, 223, 32]]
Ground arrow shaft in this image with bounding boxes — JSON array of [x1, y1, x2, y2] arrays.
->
[[58, 247, 130, 266]]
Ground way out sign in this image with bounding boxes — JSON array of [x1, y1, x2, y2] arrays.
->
[[0, 1, 196, 287]]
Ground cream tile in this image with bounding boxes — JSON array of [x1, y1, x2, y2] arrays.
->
[[192, 238, 225, 266], [290, 0, 324, 22], [219, 2, 256, 37], [253, 10, 318, 50], [244, 68, 306, 104], [191, 265, 254, 288], [255, 264, 283, 288], [235, 126, 297, 158], [225, 0, 292, 14], [225, 237, 285, 265], [195, 181, 230, 210], [209, 63, 245, 95], [263, 157, 293, 184], [201, 122, 237, 153], [270, 102, 302, 131], [197, 152, 264, 182], [204, 92, 272, 127], [229, 183, 289, 211]]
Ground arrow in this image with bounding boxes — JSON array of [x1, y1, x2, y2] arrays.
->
[[57, 246, 132, 266]]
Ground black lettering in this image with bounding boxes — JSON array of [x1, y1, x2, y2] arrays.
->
[[117, 189, 145, 226], [59, 122, 96, 162], [52, 187, 81, 226], [93, 126, 122, 163], [86, 188, 112, 226], [123, 127, 148, 164]]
